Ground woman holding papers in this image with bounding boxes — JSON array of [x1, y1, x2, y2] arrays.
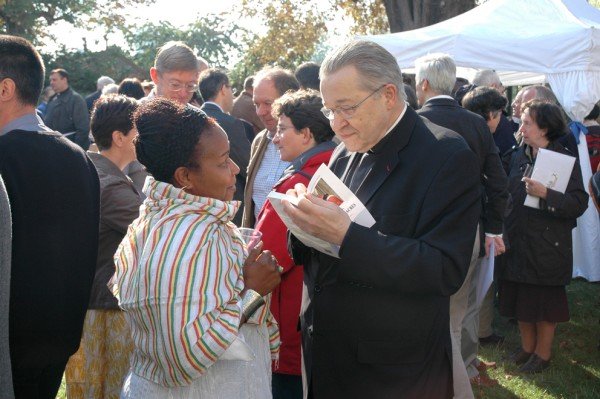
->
[[499, 100, 588, 374], [111, 98, 281, 398], [254, 90, 336, 398]]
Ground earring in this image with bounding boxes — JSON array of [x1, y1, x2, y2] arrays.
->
[[181, 185, 190, 192]]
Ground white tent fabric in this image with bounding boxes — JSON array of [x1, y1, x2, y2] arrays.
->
[[361, 0, 600, 281]]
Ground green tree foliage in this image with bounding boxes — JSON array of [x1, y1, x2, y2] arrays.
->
[[43, 45, 148, 95], [334, 0, 389, 35], [124, 16, 245, 71], [0, 0, 152, 44], [238, 0, 327, 72]]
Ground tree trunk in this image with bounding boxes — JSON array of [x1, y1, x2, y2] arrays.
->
[[382, 0, 476, 32]]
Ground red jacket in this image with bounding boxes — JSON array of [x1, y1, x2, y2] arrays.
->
[[255, 143, 335, 375]]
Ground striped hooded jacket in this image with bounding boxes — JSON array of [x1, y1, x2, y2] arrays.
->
[[111, 177, 279, 387]]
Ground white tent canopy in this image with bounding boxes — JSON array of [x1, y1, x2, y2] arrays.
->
[[361, 0, 600, 281], [360, 0, 600, 120]]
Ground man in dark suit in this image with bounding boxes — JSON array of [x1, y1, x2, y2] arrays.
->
[[0, 35, 99, 399], [415, 53, 509, 395], [283, 40, 481, 398], [44, 68, 91, 150], [199, 68, 251, 225], [85, 75, 114, 112]]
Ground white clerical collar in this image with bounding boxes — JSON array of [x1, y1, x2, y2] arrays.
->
[[425, 95, 455, 104], [381, 101, 408, 139]]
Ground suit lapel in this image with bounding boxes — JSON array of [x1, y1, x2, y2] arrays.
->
[[353, 107, 419, 206]]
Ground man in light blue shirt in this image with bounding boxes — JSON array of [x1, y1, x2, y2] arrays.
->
[[242, 67, 300, 228]]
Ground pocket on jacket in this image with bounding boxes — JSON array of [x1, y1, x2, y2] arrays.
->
[[540, 227, 570, 260]]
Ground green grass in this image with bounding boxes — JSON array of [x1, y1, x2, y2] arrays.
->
[[477, 279, 600, 399], [54, 280, 599, 399]]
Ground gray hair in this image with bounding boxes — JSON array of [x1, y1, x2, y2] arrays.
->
[[472, 69, 502, 87], [414, 53, 456, 96], [97, 76, 115, 91], [527, 85, 558, 104], [320, 40, 406, 101], [154, 41, 198, 73], [101, 83, 119, 95]]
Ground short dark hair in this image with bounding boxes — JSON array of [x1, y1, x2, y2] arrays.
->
[[585, 104, 599, 121], [199, 68, 229, 101], [134, 98, 216, 183], [91, 95, 139, 151], [521, 100, 567, 141], [243, 76, 254, 91], [118, 78, 145, 100], [462, 86, 507, 121], [295, 62, 320, 90], [0, 35, 45, 106], [255, 67, 300, 97], [50, 68, 69, 81], [272, 89, 334, 144]]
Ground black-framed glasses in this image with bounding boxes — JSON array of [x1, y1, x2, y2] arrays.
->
[[321, 84, 387, 121]]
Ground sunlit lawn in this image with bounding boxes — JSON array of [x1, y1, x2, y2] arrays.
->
[[55, 279, 599, 398], [477, 279, 600, 398]]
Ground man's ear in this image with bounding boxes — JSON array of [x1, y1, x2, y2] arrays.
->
[[112, 130, 129, 148], [172, 166, 190, 189], [150, 67, 159, 84], [0, 78, 16, 102], [383, 83, 399, 107]]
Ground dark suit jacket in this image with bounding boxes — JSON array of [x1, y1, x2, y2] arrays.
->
[[418, 97, 509, 254], [290, 107, 481, 398], [85, 90, 101, 113], [0, 130, 99, 371], [201, 102, 251, 226], [494, 114, 518, 155], [44, 87, 90, 150]]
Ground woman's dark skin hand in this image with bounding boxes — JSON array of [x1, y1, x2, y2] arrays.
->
[[243, 241, 281, 296]]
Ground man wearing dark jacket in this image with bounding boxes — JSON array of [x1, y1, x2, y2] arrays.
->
[[0, 35, 99, 399], [199, 68, 251, 225], [415, 53, 509, 395], [284, 40, 481, 399], [44, 68, 91, 150]]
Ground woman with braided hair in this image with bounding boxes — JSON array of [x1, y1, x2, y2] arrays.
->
[[112, 97, 281, 398]]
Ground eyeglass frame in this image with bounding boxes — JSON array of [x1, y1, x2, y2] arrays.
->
[[321, 84, 388, 121], [164, 80, 199, 93]]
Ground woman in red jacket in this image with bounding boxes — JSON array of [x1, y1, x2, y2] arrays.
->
[[255, 90, 336, 398]]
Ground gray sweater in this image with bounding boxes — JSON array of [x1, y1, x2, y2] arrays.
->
[[0, 175, 14, 399]]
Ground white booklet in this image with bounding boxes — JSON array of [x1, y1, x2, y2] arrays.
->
[[524, 148, 575, 209], [267, 164, 375, 258], [476, 241, 494, 308]]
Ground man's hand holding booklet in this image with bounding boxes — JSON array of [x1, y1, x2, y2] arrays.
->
[[267, 164, 375, 258]]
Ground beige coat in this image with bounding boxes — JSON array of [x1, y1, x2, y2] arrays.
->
[[242, 129, 270, 227]]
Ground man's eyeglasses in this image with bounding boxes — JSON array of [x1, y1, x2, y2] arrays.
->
[[167, 81, 199, 93], [321, 84, 387, 121]]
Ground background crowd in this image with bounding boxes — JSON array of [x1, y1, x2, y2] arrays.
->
[[0, 32, 599, 399]]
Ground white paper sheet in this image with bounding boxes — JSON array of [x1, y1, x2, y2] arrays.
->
[[267, 164, 375, 258], [476, 241, 495, 308], [524, 148, 576, 209]]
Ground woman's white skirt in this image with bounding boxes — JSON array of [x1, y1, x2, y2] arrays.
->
[[120, 324, 272, 399]]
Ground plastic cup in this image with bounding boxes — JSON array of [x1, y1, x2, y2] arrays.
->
[[238, 228, 262, 251]]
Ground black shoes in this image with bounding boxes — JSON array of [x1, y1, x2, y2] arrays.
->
[[519, 353, 551, 374], [479, 333, 505, 346], [508, 348, 532, 365]]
